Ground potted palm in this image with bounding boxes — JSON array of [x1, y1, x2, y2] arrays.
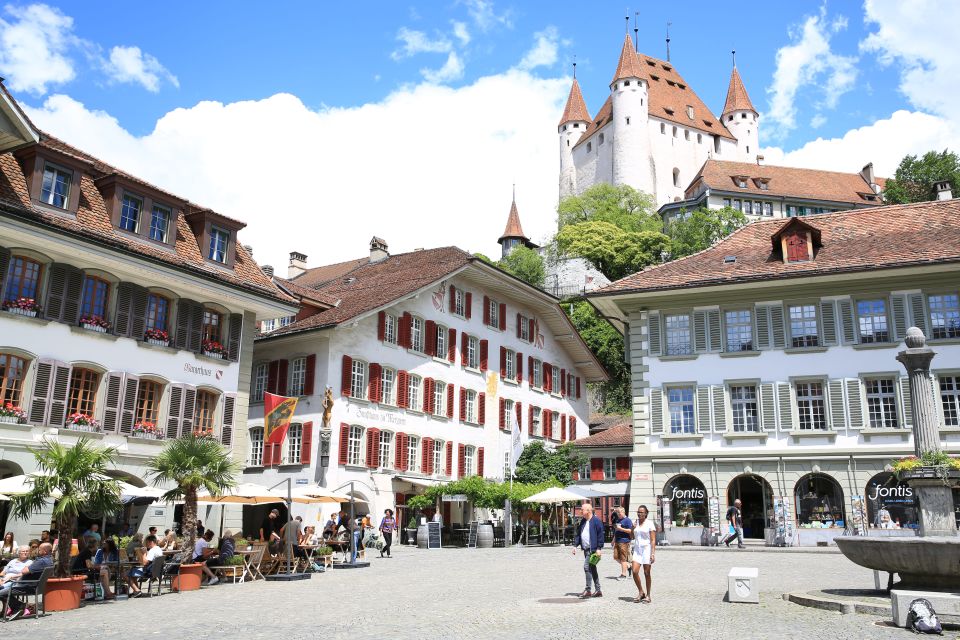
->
[[10, 438, 122, 611], [147, 434, 239, 591]]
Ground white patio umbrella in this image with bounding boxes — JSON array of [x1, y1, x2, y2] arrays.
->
[[117, 482, 168, 501], [197, 482, 332, 505], [521, 487, 590, 504], [0, 473, 62, 498], [289, 485, 351, 503], [0, 493, 8, 501]]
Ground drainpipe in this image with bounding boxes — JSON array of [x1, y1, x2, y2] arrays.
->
[[777, 456, 786, 497]]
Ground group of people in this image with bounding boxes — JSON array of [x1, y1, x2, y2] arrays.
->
[[0, 542, 53, 619], [575, 504, 656, 603], [258, 507, 398, 564]]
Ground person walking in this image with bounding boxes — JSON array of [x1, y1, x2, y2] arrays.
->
[[723, 499, 745, 548], [630, 505, 657, 603], [571, 503, 604, 598], [379, 509, 397, 558], [612, 506, 633, 579]]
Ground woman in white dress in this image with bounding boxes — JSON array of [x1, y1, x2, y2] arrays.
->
[[630, 505, 657, 603]]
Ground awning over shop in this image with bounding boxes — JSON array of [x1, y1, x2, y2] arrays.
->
[[568, 482, 629, 498], [394, 476, 447, 489]]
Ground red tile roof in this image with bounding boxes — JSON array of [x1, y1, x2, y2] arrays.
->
[[498, 198, 528, 242], [611, 34, 646, 84], [573, 422, 631, 447], [721, 67, 755, 115], [589, 199, 960, 295], [274, 277, 340, 308], [558, 78, 591, 127], [289, 256, 371, 289]]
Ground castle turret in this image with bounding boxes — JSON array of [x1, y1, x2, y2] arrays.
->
[[558, 70, 591, 199], [721, 63, 759, 163], [498, 190, 537, 259], [610, 34, 653, 196]]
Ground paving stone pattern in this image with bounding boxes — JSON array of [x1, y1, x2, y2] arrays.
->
[[19, 546, 910, 639]]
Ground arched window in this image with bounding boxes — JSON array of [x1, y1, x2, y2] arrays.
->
[[663, 474, 707, 527], [598, 133, 605, 145], [249, 427, 264, 466], [672, 168, 680, 187], [0, 352, 28, 407], [193, 389, 219, 436], [795, 473, 845, 527], [67, 367, 100, 423], [865, 472, 918, 529], [3, 256, 43, 307]]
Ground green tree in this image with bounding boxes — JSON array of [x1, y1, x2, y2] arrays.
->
[[567, 299, 630, 414], [665, 206, 748, 259], [513, 441, 584, 485], [147, 435, 239, 561], [498, 245, 546, 288], [884, 150, 960, 204], [557, 183, 661, 233], [473, 252, 494, 264], [556, 220, 670, 282], [11, 438, 123, 577]]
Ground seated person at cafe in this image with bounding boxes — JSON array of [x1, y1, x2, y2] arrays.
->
[[26, 540, 40, 559], [193, 530, 220, 586], [2, 543, 53, 617], [126, 532, 144, 560], [216, 530, 236, 561], [126, 535, 163, 598], [91, 539, 120, 599], [71, 539, 98, 574], [159, 529, 177, 550], [301, 526, 319, 546], [82, 523, 102, 544], [0, 546, 31, 586], [280, 516, 306, 559]]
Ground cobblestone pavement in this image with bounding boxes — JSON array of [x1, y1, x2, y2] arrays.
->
[[17, 545, 913, 640]]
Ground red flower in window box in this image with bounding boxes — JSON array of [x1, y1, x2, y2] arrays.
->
[[144, 328, 169, 343], [2, 297, 41, 314], [201, 340, 227, 357], [65, 413, 102, 432], [192, 428, 214, 438], [79, 315, 110, 330], [132, 421, 161, 439], [0, 402, 27, 423]]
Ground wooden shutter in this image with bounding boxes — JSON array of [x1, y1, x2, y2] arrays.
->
[[129, 286, 149, 343], [459, 387, 466, 421], [528, 405, 534, 435], [174, 299, 199, 349], [338, 423, 350, 465], [543, 363, 552, 392], [777, 382, 793, 431], [760, 383, 776, 431], [590, 458, 603, 481], [227, 313, 243, 361], [424, 378, 434, 414], [755, 306, 771, 350], [28, 359, 54, 425], [366, 428, 379, 469], [838, 299, 855, 344], [304, 354, 316, 395], [277, 359, 289, 396], [0, 247, 9, 296], [712, 385, 727, 432], [262, 438, 274, 468], [560, 414, 567, 441], [820, 300, 837, 346], [477, 447, 485, 477], [649, 388, 664, 434], [891, 295, 908, 341], [483, 296, 490, 325], [461, 333, 468, 367], [368, 363, 382, 403], [528, 318, 535, 342], [447, 328, 456, 362], [696, 386, 711, 432], [166, 384, 184, 439], [479, 339, 488, 372], [615, 457, 630, 480], [119, 374, 139, 435], [221, 393, 236, 446], [845, 379, 864, 429], [515, 402, 522, 431], [478, 392, 486, 425], [446, 441, 454, 476], [300, 421, 313, 464], [44, 263, 83, 324], [425, 320, 436, 356], [422, 438, 433, 475], [465, 293, 472, 319], [576, 377, 581, 399], [498, 398, 505, 429], [899, 377, 913, 428], [908, 293, 929, 336], [560, 368, 566, 396], [569, 417, 576, 440], [449, 285, 456, 313], [828, 380, 846, 430], [446, 384, 454, 418], [707, 310, 722, 352], [770, 304, 786, 348], [516, 352, 523, 382], [397, 370, 409, 408], [458, 444, 466, 478], [48, 362, 71, 427], [267, 360, 280, 395], [377, 311, 386, 341], [542, 410, 551, 439], [516, 313, 522, 338], [180, 386, 196, 436], [499, 346, 507, 378], [528, 356, 534, 385], [399, 433, 409, 471], [693, 311, 707, 353], [341, 355, 352, 396], [499, 304, 506, 331], [647, 312, 662, 356]]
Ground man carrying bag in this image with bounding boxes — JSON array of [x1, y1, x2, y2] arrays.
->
[[571, 503, 604, 598]]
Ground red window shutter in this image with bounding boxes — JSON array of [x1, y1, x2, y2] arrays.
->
[[517, 352, 523, 382], [576, 377, 581, 399], [461, 333, 468, 367], [446, 441, 453, 475], [267, 360, 280, 395], [483, 296, 490, 325], [304, 354, 316, 396], [544, 411, 552, 439], [478, 392, 486, 425], [368, 363, 382, 403], [458, 443, 466, 478], [448, 328, 457, 362], [499, 346, 507, 378], [528, 405, 533, 435], [590, 458, 604, 481], [366, 428, 377, 469], [446, 384, 454, 419], [338, 423, 350, 465], [271, 443, 282, 468], [340, 355, 352, 396], [394, 432, 404, 470], [262, 438, 274, 467], [397, 370, 409, 408], [277, 359, 289, 396], [516, 312, 522, 338], [459, 387, 466, 422], [301, 421, 313, 464], [616, 456, 630, 481], [395, 492, 406, 505], [479, 339, 488, 372], [377, 311, 386, 341], [560, 368, 566, 396], [400, 433, 410, 471], [515, 402, 522, 430], [423, 378, 433, 414], [785, 231, 809, 263], [498, 398, 505, 430], [369, 428, 381, 468], [422, 437, 432, 475], [572, 469, 579, 481], [465, 292, 472, 319], [449, 285, 456, 313], [400, 312, 412, 348], [499, 303, 506, 331], [528, 318, 535, 341], [570, 417, 577, 440], [425, 320, 436, 356], [561, 414, 567, 442], [528, 356, 534, 385], [478, 447, 485, 477]]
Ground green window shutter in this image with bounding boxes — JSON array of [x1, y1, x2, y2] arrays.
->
[[760, 383, 776, 431], [908, 293, 929, 336], [838, 299, 856, 344], [693, 311, 707, 353], [770, 304, 786, 348], [891, 295, 908, 342], [899, 377, 912, 428], [845, 379, 864, 429], [827, 379, 845, 430], [119, 374, 140, 436], [648, 313, 662, 357], [777, 382, 793, 431], [755, 306, 771, 350], [707, 310, 722, 352], [712, 385, 727, 432], [820, 300, 837, 346], [697, 386, 711, 433], [649, 388, 664, 434]]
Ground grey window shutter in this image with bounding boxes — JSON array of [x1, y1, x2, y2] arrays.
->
[[845, 379, 864, 429], [221, 394, 237, 446], [48, 362, 72, 427], [820, 300, 837, 346], [693, 311, 707, 353], [63, 267, 83, 325], [174, 299, 194, 350], [827, 379, 845, 430], [166, 384, 183, 439], [770, 304, 786, 348], [891, 295, 908, 342], [899, 377, 912, 428], [227, 313, 243, 361], [777, 382, 793, 431], [697, 386, 711, 432], [647, 312, 662, 356], [755, 306, 771, 350], [188, 305, 203, 352], [760, 383, 776, 431], [707, 310, 722, 352], [649, 388, 664, 434], [29, 359, 54, 425], [908, 293, 929, 336], [44, 263, 82, 323], [129, 287, 148, 341], [114, 282, 134, 337], [712, 385, 727, 432], [102, 371, 125, 433], [0, 246, 10, 295], [838, 299, 855, 344], [181, 386, 197, 436], [119, 374, 140, 435]]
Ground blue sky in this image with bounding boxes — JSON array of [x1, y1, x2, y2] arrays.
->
[[1, 1, 957, 267]]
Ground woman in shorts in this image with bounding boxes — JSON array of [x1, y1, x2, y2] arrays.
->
[[630, 505, 657, 603]]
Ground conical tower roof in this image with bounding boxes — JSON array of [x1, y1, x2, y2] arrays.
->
[[498, 197, 528, 244], [722, 66, 756, 115], [558, 77, 591, 127], [610, 33, 645, 85]]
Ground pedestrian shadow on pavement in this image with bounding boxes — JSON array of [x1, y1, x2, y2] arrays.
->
[[536, 593, 591, 604]]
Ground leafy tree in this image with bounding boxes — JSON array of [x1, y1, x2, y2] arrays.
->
[[557, 183, 661, 233], [513, 441, 584, 485], [567, 299, 630, 414], [498, 245, 546, 288], [147, 435, 239, 562], [556, 220, 670, 282], [11, 438, 123, 577], [665, 206, 748, 259], [884, 150, 960, 204], [473, 252, 494, 264]]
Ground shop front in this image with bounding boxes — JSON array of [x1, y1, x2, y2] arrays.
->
[[727, 474, 773, 540], [794, 473, 847, 546], [662, 474, 709, 545], [865, 472, 918, 536]]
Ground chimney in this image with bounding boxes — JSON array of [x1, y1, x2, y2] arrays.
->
[[860, 162, 879, 194], [935, 180, 953, 201], [369, 236, 389, 263], [262, 265, 274, 278], [243, 244, 254, 257], [288, 251, 307, 279], [756, 154, 764, 166]]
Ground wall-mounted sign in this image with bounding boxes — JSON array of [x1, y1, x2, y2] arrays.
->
[[296, 479, 309, 485], [183, 362, 225, 380], [442, 494, 468, 502], [353, 406, 407, 426]]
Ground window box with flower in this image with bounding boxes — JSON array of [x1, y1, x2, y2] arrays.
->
[[64, 413, 102, 433], [0, 403, 27, 425], [131, 421, 162, 440], [3, 297, 41, 318], [80, 315, 110, 334], [192, 428, 215, 439], [144, 328, 169, 347], [201, 340, 227, 359]]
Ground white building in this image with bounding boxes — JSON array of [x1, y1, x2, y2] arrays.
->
[[245, 238, 606, 533], [588, 201, 960, 546], [0, 84, 296, 541]]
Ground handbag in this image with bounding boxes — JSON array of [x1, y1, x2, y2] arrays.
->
[[588, 552, 601, 566]]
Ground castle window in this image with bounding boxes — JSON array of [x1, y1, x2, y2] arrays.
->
[[586, 142, 592, 153], [672, 126, 677, 137], [625, 117, 630, 125], [660, 123, 665, 134], [574, 123, 579, 128], [686, 105, 694, 120], [741, 113, 748, 119], [684, 130, 690, 141], [624, 80, 630, 86], [697, 133, 702, 144], [728, 115, 734, 122], [672, 168, 680, 187], [598, 133, 604, 145], [746, 146, 750, 154]]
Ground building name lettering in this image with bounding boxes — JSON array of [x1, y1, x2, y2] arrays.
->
[[869, 485, 913, 501], [356, 407, 406, 426], [671, 487, 705, 501]]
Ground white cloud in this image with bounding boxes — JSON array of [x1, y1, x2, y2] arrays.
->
[[391, 27, 452, 61], [23, 70, 570, 271], [421, 51, 465, 84], [0, 3, 76, 95], [516, 26, 560, 72], [103, 45, 178, 92], [765, 5, 858, 137], [463, 0, 512, 31], [809, 114, 826, 129], [452, 20, 470, 47]]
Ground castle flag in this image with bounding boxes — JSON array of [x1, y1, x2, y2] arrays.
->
[[264, 392, 298, 445]]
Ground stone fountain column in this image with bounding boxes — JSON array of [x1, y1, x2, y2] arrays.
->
[[896, 327, 957, 537]]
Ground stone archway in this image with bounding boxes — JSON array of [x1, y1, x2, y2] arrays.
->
[[795, 473, 846, 527], [0, 460, 24, 534], [727, 474, 773, 539]]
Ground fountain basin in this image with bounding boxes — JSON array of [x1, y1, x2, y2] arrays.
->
[[835, 536, 960, 590]]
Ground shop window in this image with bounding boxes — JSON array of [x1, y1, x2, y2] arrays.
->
[[432, 380, 446, 416], [194, 390, 218, 436], [724, 310, 753, 352], [381, 367, 396, 406], [347, 425, 364, 466], [135, 379, 162, 427], [667, 386, 695, 434], [664, 474, 707, 527], [856, 300, 889, 343], [252, 363, 268, 402], [665, 314, 692, 355], [939, 375, 960, 428], [788, 304, 818, 348], [0, 353, 28, 406], [285, 423, 302, 464], [3, 256, 43, 306], [929, 294, 960, 339], [730, 385, 759, 432], [795, 381, 826, 430], [795, 474, 845, 528], [80, 276, 110, 322], [864, 378, 898, 428], [249, 427, 264, 466], [866, 472, 917, 530], [289, 357, 307, 396], [407, 435, 420, 473], [379, 431, 393, 469]]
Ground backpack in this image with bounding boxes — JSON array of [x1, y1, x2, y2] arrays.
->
[[906, 598, 943, 634]]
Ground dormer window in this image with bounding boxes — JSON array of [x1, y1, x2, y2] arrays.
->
[[773, 218, 821, 264], [149, 205, 171, 243], [120, 194, 143, 232], [40, 164, 71, 208], [686, 106, 694, 120], [784, 232, 810, 262], [209, 227, 229, 263]]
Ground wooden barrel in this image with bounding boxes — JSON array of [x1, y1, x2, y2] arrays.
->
[[417, 524, 429, 548], [477, 523, 494, 548]]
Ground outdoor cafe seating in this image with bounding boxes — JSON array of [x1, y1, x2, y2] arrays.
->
[[2, 566, 53, 622]]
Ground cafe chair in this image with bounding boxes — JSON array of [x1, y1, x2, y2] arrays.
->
[[2, 566, 53, 621]]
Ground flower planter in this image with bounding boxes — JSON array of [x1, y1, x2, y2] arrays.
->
[[81, 323, 107, 333], [0, 415, 22, 425], [202, 351, 224, 359], [6, 307, 37, 318], [130, 431, 161, 440], [146, 338, 168, 347], [63, 423, 101, 434], [44, 575, 86, 612], [172, 563, 203, 591]]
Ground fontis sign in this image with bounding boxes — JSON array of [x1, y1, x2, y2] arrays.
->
[[868, 484, 913, 501], [671, 487, 705, 501]]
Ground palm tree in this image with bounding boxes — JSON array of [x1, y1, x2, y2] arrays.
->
[[147, 434, 239, 561], [10, 438, 122, 578]]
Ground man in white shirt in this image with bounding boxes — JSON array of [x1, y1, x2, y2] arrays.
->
[[193, 530, 220, 586], [127, 535, 165, 597]]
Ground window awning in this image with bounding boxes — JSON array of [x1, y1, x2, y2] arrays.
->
[[568, 482, 629, 498], [394, 476, 447, 489]]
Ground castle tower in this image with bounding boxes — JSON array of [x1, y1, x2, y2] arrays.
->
[[610, 34, 653, 196], [498, 190, 536, 259], [721, 62, 759, 163], [558, 70, 591, 199]]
